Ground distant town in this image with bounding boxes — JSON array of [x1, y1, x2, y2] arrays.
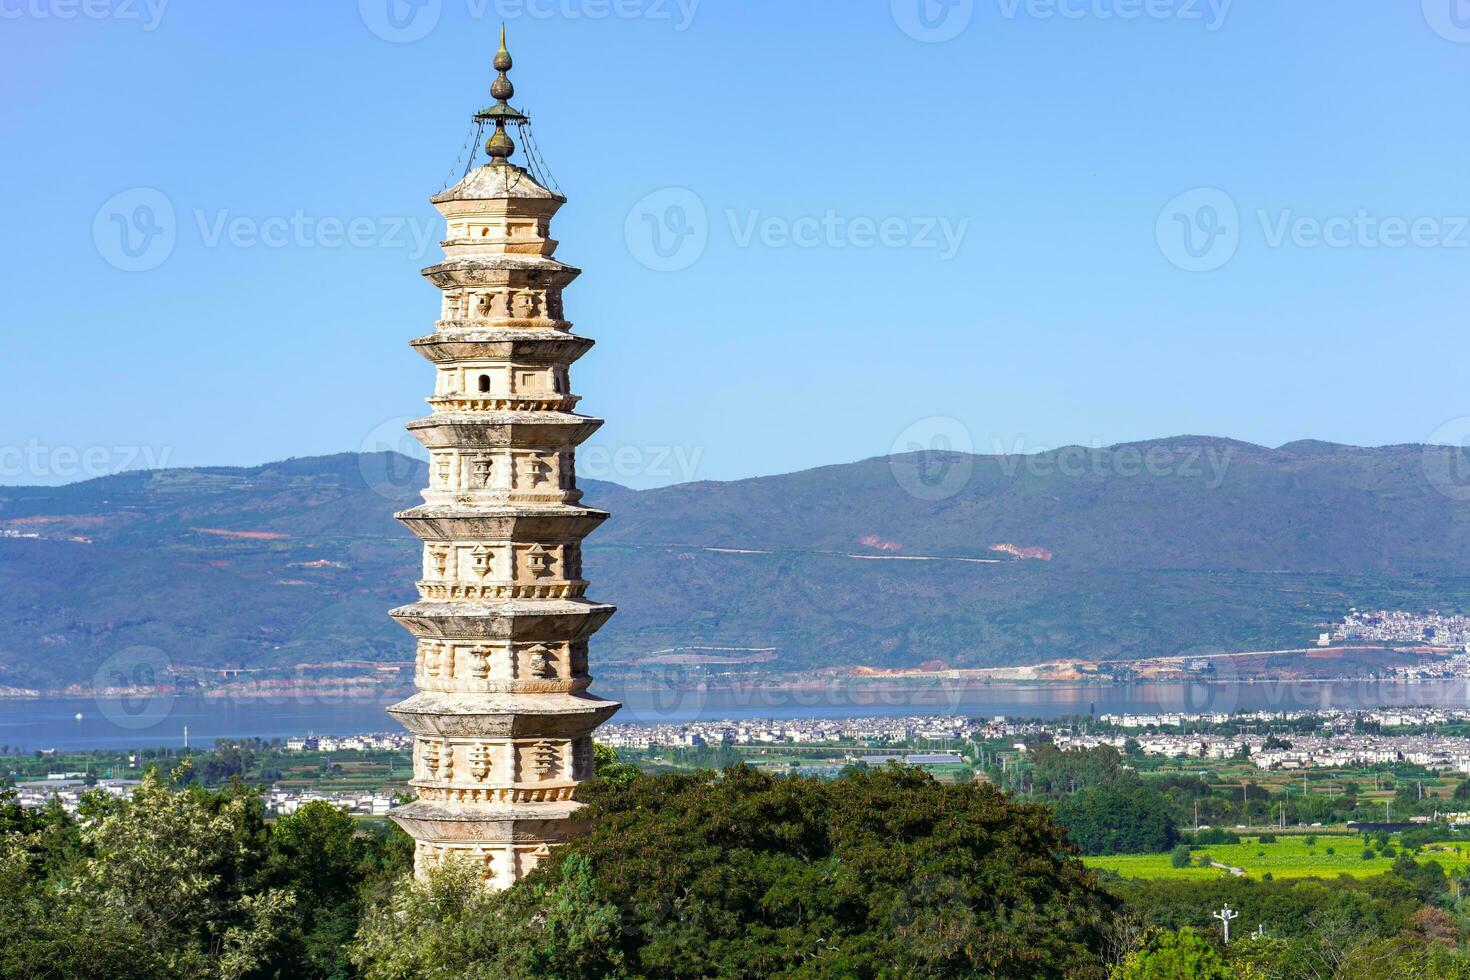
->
[[17, 705, 1470, 821], [1328, 608, 1470, 647]]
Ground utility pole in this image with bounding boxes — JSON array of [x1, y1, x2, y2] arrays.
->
[[1214, 905, 1238, 945]]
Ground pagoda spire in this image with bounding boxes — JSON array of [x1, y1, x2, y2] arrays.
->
[[480, 25, 527, 166]]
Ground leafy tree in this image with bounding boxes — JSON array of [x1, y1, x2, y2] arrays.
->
[[592, 743, 640, 789], [354, 765, 1118, 978], [264, 800, 371, 979], [70, 766, 295, 978], [0, 765, 417, 979], [1054, 782, 1179, 855], [1111, 927, 1239, 979], [1337, 936, 1470, 979], [1029, 744, 1124, 796], [1169, 845, 1192, 869]]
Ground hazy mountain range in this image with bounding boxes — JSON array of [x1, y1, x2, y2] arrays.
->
[[2, 438, 1469, 690]]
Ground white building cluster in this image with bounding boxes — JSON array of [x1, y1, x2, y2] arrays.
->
[[283, 733, 410, 753], [1072, 707, 1470, 772], [11, 777, 138, 813], [597, 715, 975, 749], [264, 788, 398, 817], [1334, 608, 1470, 647]]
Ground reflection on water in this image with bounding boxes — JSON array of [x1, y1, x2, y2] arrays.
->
[[4, 678, 1470, 752]]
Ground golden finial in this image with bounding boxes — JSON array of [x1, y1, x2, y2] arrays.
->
[[482, 25, 523, 165]]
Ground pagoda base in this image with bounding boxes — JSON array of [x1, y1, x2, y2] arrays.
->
[[391, 798, 588, 887]]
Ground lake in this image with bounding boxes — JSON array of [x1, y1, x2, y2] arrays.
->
[[6, 677, 1470, 752]]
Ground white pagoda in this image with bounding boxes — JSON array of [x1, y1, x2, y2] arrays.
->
[[387, 30, 619, 889]]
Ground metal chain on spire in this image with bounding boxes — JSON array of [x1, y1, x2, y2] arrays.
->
[[442, 118, 482, 191], [516, 120, 562, 195]]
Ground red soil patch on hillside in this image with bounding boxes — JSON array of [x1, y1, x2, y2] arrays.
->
[[192, 528, 290, 541]]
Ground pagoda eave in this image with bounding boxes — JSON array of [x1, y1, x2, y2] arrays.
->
[[395, 505, 608, 541], [388, 691, 620, 738], [406, 414, 603, 450], [390, 798, 585, 843], [390, 599, 616, 641], [412, 331, 592, 365]]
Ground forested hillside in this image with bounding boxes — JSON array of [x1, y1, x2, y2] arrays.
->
[[2, 439, 1469, 688]]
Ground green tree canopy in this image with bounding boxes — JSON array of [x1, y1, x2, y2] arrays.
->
[[1111, 928, 1239, 980], [355, 764, 1118, 979]]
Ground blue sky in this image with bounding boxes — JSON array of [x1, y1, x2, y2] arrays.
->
[[5, 1, 1470, 487]]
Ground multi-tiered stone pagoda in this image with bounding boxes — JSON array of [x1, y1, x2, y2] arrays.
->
[[387, 31, 619, 890]]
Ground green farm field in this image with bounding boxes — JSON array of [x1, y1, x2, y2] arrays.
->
[[1086, 835, 1470, 881]]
